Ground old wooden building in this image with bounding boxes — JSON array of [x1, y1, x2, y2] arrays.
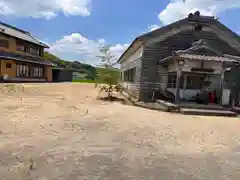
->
[[0, 21, 54, 82], [118, 12, 240, 106]]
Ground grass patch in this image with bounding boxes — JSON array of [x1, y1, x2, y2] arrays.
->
[[72, 79, 113, 84], [72, 79, 96, 83]]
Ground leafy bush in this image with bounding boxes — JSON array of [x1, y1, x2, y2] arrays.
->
[[94, 45, 122, 99], [115, 83, 124, 92]]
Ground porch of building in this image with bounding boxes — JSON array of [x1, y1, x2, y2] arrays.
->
[[0, 51, 54, 82], [165, 71, 221, 104], [151, 53, 240, 116]]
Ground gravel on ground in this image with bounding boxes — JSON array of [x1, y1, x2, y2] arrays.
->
[[0, 83, 239, 180]]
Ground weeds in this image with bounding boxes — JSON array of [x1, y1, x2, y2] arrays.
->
[[0, 84, 25, 93]]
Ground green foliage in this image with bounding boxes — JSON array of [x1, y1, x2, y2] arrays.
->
[[44, 51, 120, 85], [44, 51, 62, 61], [115, 83, 124, 92], [95, 45, 121, 99], [72, 79, 96, 83], [96, 67, 120, 83], [44, 51, 97, 79]]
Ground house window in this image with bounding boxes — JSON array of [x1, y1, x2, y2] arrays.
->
[[186, 76, 203, 89], [120, 72, 123, 81], [167, 75, 177, 88], [32, 67, 44, 78], [0, 39, 9, 48], [16, 64, 29, 77], [6, 63, 11, 68], [194, 24, 202, 32], [29, 47, 40, 56], [123, 67, 136, 82], [16, 43, 25, 51]]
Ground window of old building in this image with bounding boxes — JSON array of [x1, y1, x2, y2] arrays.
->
[[186, 76, 203, 89], [6, 63, 11, 68], [16, 43, 25, 51], [0, 39, 9, 48], [29, 47, 40, 56], [167, 75, 177, 88], [167, 74, 184, 89], [32, 67, 44, 78], [16, 64, 29, 77], [123, 67, 136, 82]]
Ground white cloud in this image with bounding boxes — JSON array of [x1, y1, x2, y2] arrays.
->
[[159, 0, 240, 25], [109, 44, 129, 59], [48, 33, 129, 66], [148, 24, 161, 32], [0, 0, 91, 19]]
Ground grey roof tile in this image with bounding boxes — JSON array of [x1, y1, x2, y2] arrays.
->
[[179, 54, 240, 63], [0, 22, 49, 48]]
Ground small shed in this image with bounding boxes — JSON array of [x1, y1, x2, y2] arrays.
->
[[52, 67, 78, 82]]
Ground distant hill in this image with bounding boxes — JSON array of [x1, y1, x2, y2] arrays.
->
[[44, 52, 120, 80]]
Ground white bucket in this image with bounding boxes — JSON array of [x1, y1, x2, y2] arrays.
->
[[3, 74, 8, 80]]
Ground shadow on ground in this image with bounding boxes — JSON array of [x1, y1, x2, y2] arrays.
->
[[96, 95, 134, 106]]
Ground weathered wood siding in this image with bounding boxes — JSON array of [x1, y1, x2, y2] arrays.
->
[[156, 65, 168, 91], [140, 27, 240, 102], [120, 46, 143, 99]]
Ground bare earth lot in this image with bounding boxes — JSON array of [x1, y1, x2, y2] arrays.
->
[[0, 83, 239, 180]]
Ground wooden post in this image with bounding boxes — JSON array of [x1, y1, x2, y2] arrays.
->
[[183, 73, 187, 100], [174, 58, 185, 105], [175, 70, 181, 105], [219, 63, 224, 106]]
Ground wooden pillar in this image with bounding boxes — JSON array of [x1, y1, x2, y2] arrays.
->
[[175, 70, 181, 105], [219, 63, 224, 106], [183, 73, 187, 100], [175, 57, 185, 105]]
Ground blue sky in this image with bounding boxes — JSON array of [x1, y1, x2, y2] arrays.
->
[[1, 0, 240, 65]]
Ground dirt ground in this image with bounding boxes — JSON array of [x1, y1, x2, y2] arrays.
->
[[0, 83, 239, 180]]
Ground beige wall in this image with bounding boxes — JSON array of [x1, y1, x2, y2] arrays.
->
[[0, 34, 17, 53], [0, 33, 53, 82], [0, 59, 16, 78], [0, 59, 53, 82], [0, 33, 44, 57], [45, 66, 52, 81]]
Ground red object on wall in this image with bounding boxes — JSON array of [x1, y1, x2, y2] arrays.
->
[[209, 92, 215, 104]]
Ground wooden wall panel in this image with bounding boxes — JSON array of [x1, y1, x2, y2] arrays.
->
[[140, 29, 240, 102]]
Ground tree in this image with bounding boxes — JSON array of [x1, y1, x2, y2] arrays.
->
[[95, 45, 121, 99], [97, 45, 117, 68]]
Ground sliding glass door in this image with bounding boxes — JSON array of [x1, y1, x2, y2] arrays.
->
[[16, 64, 30, 77], [16, 63, 44, 78]]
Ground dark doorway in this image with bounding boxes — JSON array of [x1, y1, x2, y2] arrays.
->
[[52, 68, 74, 82], [52, 69, 60, 82]]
